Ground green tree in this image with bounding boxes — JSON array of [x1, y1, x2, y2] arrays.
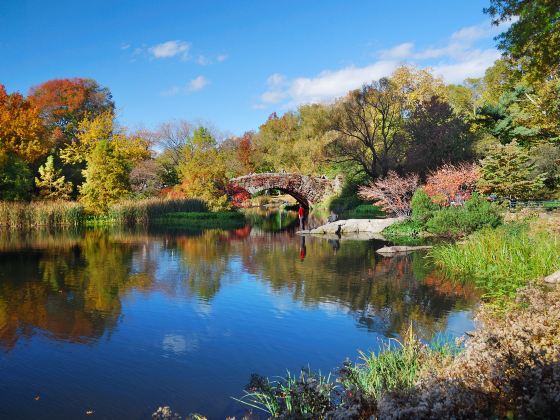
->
[[485, 0, 560, 77], [477, 140, 546, 199], [0, 150, 33, 201], [35, 155, 73, 200], [79, 140, 131, 213]]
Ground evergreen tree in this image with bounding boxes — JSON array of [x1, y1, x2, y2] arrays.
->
[[478, 140, 546, 199], [35, 155, 73, 200]]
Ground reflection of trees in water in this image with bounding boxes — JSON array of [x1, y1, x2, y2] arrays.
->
[[0, 227, 478, 350], [225, 237, 478, 339], [242, 208, 298, 232], [0, 231, 150, 351]]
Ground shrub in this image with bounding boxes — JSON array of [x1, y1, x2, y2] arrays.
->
[[410, 189, 440, 224], [358, 171, 419, 217], [377, 287, 560, 418], [424, 194, 502, 237], [424, 163, 479, 206]]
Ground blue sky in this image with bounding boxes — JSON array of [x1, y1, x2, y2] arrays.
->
[[1, 0, 503, 136]]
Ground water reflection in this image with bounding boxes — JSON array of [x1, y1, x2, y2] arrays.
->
[[0, 226, 478, 352]]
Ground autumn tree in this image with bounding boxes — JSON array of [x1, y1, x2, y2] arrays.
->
[[485, 0, 560, 77], [478, 140, 546, 199], [0, 85, 48, 163], [179, 127, 230, 210], [358, 171, 419, 217], [29, 78, 114, 146], [330, 78, 406, 179], [329, 67, 447, 179], [35, 155, 73, 200], [404, 97, 473, 175], [79, 140, 132, 213]]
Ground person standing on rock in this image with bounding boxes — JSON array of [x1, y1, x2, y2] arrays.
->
[[298, 206, 305, 230]]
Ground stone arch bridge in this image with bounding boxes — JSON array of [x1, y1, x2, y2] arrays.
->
[[229, 173, 342, 209]]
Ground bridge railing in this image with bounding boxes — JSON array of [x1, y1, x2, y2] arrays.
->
[[508, 199, 560, 209]]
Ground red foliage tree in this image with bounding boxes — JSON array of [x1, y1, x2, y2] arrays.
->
[[424, 163, 479, 206], [358, 171, 420, 217]]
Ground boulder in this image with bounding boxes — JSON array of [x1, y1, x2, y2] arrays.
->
[[309, 218, 401, 235], [544, 270, 560, 284], [376, 245, 433, 255]]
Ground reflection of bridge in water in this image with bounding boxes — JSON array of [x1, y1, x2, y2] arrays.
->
[[229, 172, 342, 209]]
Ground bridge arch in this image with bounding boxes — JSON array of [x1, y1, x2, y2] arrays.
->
[[229, 173, 342, 209]]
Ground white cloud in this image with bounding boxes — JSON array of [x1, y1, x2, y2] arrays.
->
[[216, 54, 228, 62], [256, 20, 512, 109], [149, 40, 190, 59], [378, 42, 414, 60], [161, 85, 182, 97], [267, 73, 287, 87], [120, 43, 131, 50], [188, 75, 209, 91], [196, 55, 211, 65], [160, 76, 210, 96]]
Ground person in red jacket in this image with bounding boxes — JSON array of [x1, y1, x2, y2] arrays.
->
[[298, 206, 305, 230]]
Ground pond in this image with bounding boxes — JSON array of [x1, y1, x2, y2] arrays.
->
[[0, 210, 479, 419]]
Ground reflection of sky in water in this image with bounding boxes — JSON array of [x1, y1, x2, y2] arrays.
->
[[0, 228, 479, 419], [162, 334, 199, 355]]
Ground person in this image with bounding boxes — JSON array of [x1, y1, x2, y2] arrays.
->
[[298, 206, 305, 230], [327, 211, 338, 223]]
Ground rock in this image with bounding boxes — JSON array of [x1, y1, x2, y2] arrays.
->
[[376, 245, 433, 255], [544, 270, 560, 284], [309, 218, 401, 235]]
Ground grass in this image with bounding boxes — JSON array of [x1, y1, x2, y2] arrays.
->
[[0, 200, 85, 228], [429, 222, 560, 306], [153, 211, 246, 229], [342, 204, 385, 219], [108, 198, 207, 226]]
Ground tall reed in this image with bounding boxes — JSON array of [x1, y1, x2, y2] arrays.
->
[[429, 223, 560, 304], [0, 200, 85, 229], [108, 198, 208, 226]]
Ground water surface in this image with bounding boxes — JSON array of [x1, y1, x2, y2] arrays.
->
[[0, 211, 478, 419]]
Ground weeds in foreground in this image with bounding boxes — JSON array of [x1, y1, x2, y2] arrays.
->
[[429, 223, 560, 307], [234, 329, 459, 418], [233, 369, 336, 417]]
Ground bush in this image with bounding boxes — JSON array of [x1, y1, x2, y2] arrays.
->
[[410, 189, 440, 225], [425, 194, 502, 237]]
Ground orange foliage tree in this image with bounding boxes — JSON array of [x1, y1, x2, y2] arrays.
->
[[358, 171, 420, 217], [236, 132, 255, 174], [29, 78, 114, 145], [423, 163, 480, 206], [0, 84, 48, 162]]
